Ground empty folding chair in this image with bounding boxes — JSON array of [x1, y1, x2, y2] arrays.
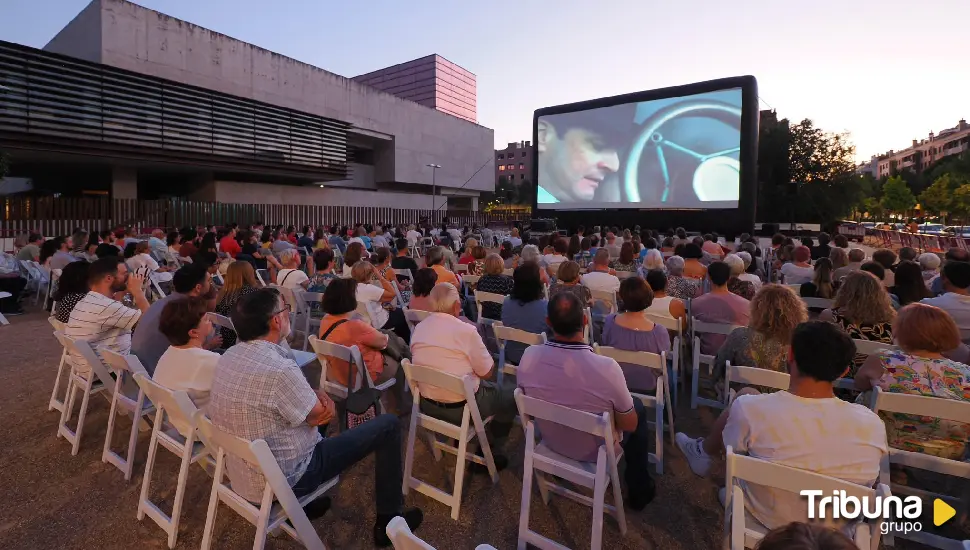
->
[[869, 387, 970, 549], [401, 360, 499, 521], [724, 445, 888, 550], [133, 373, 213, 549], [722, 361, 791, 406], [594, 345, 672, 473], [195, 411, 339, 550], [493, 324, 546, 385], [99, 349, 155, 480], [48, 317, 69, 412], [513, 388, 627, 550], [54, 332, 116, 455], [645, 313, 683, 407], [690, 319, 742, 410], [385, 516, 498, 550]]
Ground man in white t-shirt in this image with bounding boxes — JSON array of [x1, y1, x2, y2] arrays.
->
[[541, 238, 569, 275], [581, 249, 621, 294], [675, 321, 887, 531], [276, 249, 309, 290], [66, 256, 150, 374], [405, 226, 423, 247], [154, 295, 221, 410]]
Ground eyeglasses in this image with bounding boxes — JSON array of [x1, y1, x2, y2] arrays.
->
[[272, 303, 292, 316]]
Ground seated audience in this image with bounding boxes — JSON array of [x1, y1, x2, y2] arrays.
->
[[889, 260, 931, 308], [518, 244, 551, 285], [276, 249, 309, 290], [810, 232, 832, 261], [548, 260, 592, 307], [49, 236, 80, 270], [609, 242, 639, 273], [318, 279, 402, 408], [702, 234, 723, 257], [664, 255, 700, 300], [677, 321, 886, 531], [426, 246, 460, 289], [833, 233, 850, 249], [575, 237, 593, 268], [131, 263, 216, 374], [207, 288, 422, 545], [407, 268, 438, 313], [714, 285, 807, 383], [501, 263, 549, 365], [643, 269, 688, 323], [476, 253, 515, 320], [129, 241, 174, 283], [921, 260, 970, 342], [735, 251, 763, 292], [930, 248, 970, 295], [640, 249, 665, 276], [215, 261, 260, 347], [820, 271, 895, 374], [799, 257, 835, 299], [66, 257, 150, 373], [756, 522, 859, 550], [390, 238, 419, 285], [467, 245, 487, 276], [52, 261, 90, 324], [307, 248, 337, 293], [352, 261, 409, 341], [872, 248, 897, 287], [517, 293, 655, 510], [723, 253, 755, 300], [411, 282, 516, 466], [780, 245, 814, 285], [154, 296, 220, 408], [541, 238, 569, 273], [602, 277, 671, 392], [918, 252, 941, 288], [604, 232, 622, 258], [693, 261, 751, 353], [898, 246, 918, 264], [342, 242, 366, 277], [855, 303, 970, 460], [681, 243, 708, 279], [581, 249, 621, 299], [828, 246, 849, 276], [17, 233, 43, 262]]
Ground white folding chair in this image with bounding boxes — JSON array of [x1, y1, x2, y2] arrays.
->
[[594, 345, 672, 473], [385, 516, 498, 550], [308, 336, 396, 420], [404, 308, 432, 333], [724, 445, 888, 550], [723, 361, 791, 406], [394, 268, 415, 287], [99, 349, 155, 480], [474, 290, 505, 328], [48, 317, 69, 412], [514, 388, 627, 550], [390, 279, 408, 311], [54, 332, 115, 455], [801, 296, 834, 310], [207, 312, 237, 343], [502, 268, 514, 277], [195, 411, 339, 550], [869, 387, 970, 549], [690, 319, 742, 410], [46, 267, 61, 310], [645, 313, 683, 408], [589, 289, 618, 316], [300, 292, 324, 351], [455, 264, 469, 275], [834, 339, 897, 391], [401, 359, 499, 521], [133, 373, 213, 549], [0, 291, 10, 325], [494, 324, 546, 385], [255, 268, 269, 286], [615, 270, 637, 280]]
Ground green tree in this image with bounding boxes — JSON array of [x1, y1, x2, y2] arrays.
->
[[863, 197, 884, 221], [919, 174, 955, 218], [952, 184, 970, 220], [881, 175, 916, 214]]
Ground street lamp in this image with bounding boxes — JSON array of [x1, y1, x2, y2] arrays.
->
[[426, 163, 441, 218]]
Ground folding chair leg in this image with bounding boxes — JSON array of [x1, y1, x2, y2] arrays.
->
[[535, 471, 551, 505], [168, 433, 196, 548], [138, 421, 162, 522], [450, 430, 470, 520], [591, 463, 607, 550], [72, 384, 93, 455], [59, 378, 78, 437], [518, 441, 536, 550], [123, 400, 145, 480], [691, 361, 700, 410], [655, 401, 664, 476], [200, 455, 224, 550], [402, 406, 419, 495], [608, 461, 627, 537], [0, 311, 8, 325], [49, 351, 67, 412], [102, 391, 121, 468], [426, 432, 443, 462]]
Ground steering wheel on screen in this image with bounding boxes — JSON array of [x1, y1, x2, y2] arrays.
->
[[623, 100, 743, 204]]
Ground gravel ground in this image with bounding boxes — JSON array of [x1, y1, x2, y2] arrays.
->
[[0, 301, 938, 550]]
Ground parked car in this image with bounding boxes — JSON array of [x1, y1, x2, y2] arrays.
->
[[917, 223, 946, 236], [943, 226, 970, 238]]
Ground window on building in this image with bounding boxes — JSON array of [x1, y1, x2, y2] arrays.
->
[[498, 153, 504, 159], [521, 151, 527, 157], [520, 173, 526, 179], [519, 163, 525, 170], [507, 164, 514, 170], [498, 165, 505, 171]]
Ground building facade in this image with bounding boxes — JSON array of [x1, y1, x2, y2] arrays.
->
[[495, 141, 534, 187], [353, 55, 477, 124], [867, 119, 970, 179], [2, 0, 494, 213]]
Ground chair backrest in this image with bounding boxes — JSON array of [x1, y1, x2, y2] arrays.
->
[[802, 297, 835, 310], [308, 335, 368, 393], [691, 318, 741, 338], [513, 387, 611, 439], [100, 348, 150, 378], [401, 359, 476, 402], [474, 290, 506, 324], [133, 373, 201, 435], [615, 270, 637, 280], [724, 361, 790, 397], [193, 410, 283, 497], [455, 264, 468, 274], [852, 338, 896, 356], [404, 308, 431, 331], [869, 386, 970, 424], [593, 345, 665, 374], [645, 313, 681, 334], [589, 289, 617, 313], [393, 268, 415, 284], [493, 324, 547, 347], [255, 269, 269, 286], [49, 317, 65, 332], [502, 268, 514, 277], [463, 274, 481, 287], [389, 279, 407, 309], [53, 331, 116, 387]]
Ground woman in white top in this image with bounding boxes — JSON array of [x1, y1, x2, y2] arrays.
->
[[342, 242, 366, 277], [780, 245, 815, 285], [129, 242, 174, 282], [642, 269, 687, 325], [351, 261, 410, 340], [153, 296, 221, 408], [275, 248, 309, 290]]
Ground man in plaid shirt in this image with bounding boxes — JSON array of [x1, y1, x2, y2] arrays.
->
[[207, 287, 423, 546]]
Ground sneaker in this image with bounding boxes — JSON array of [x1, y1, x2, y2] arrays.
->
[[675, 432, 713, 477], [374, 507, 423, 547], [303, 496, 331, 521]]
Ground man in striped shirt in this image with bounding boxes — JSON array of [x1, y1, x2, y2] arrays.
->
[[66, 256, 150, 374]]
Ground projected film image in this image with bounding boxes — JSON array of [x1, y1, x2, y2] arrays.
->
[[536, 88, 743, 209]]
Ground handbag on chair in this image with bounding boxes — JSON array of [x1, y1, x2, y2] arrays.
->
[[321, 319, 382, 429]]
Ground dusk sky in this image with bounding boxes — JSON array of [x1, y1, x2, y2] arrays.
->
[[2, 0, 967, 162]]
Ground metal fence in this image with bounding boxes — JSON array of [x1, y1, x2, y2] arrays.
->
[[1, 196, 530, 239]]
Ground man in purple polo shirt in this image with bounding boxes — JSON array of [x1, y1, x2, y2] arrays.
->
[[516, 292, 656, 510]]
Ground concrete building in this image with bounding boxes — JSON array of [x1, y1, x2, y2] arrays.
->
[[495, 141, 534, 186], [353, 55, 477, 124], [873, 119, 970, 179], [3, 0, 494, 212]]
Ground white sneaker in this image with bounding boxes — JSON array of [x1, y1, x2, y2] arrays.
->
[[676, 432, 713, 477]]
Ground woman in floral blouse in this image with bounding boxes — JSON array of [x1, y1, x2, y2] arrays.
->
[[854, 303, 970, 460]]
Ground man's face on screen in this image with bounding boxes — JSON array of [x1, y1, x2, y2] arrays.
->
[[541, 125, 620, 202]]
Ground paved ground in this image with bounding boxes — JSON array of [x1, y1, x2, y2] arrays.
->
[[0, 296, 949, 549]]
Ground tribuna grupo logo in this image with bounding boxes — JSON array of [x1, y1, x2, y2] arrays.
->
[[801, 490, 923, 535]]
